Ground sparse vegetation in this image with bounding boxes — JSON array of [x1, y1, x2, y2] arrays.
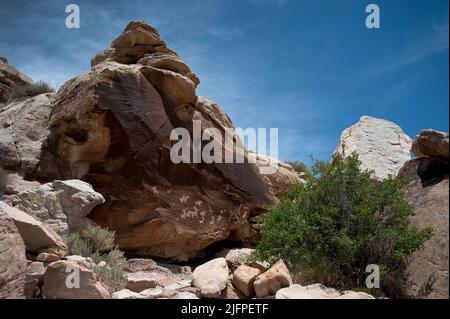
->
[[252, 153, 433, 296], [8, 80, 54, 101], [64, 224, 127, 292]]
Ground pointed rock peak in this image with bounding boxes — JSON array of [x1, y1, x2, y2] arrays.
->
[[112, 20, 164, 49], [91, 20, 180, 67]]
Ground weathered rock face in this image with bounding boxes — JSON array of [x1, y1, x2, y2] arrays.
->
[[0, 201, 67, 257], [398, 153, 449, 299], [0, 58, 34, 104], [42, 260, 110, 299], [412, 129, 449, 160], [0, 93, 53, 175], [275, 284, 375, 299], [3, 179, 104, 234], [33, 21, 296, 261], [335, 116, 412, 180], [0, 206, 27, 298]]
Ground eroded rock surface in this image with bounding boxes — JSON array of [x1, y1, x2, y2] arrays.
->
[[0, 206, 27, 298], [34, 21, 296, 261], [0, 58, 34, 104], [398, 152, 449, 299]]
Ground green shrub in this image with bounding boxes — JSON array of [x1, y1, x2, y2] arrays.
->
[[252, 153, 432, 295], [0, 167, 8, 195], [8, 81, 54, 101], [63, 224, 127, 292]]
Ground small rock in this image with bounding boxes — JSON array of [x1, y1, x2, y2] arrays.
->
[[36, 252, 61, 262], [179, 265, 192, 275], [126, 272, 158, 292]]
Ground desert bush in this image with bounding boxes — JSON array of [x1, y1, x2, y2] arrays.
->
[[252, 153, 432, 295], [8, 80, 54, 100], [63, 224, 127, 291], [0, 167, 8, 195]]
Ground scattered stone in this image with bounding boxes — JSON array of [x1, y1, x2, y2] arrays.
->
[[275, 284, 375, 299]]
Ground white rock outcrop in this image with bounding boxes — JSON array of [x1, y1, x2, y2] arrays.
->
[[335, 116, 412, 180]]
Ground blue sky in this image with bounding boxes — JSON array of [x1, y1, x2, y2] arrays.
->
[[0, 0, 448, 164]]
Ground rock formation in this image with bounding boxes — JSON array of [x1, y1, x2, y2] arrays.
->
[[30, 21, 299, 261], [335, 116, 412, 180], [3, 179, 105, 234], [398, 129, 449, 299], [0, 202, 67, 259]]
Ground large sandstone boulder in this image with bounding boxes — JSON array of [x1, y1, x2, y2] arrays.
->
[[192, 258, 229, 298], [0, 201, 67, 257], [232, 265, 261, 297], [398, 154, 449, 299], [253, 259, 292, 298], [42, 260, 110, 299], [0, 59, 34, 104], [275, 284, 375, 299], [0, 206, 27, 298], [412, 129, 449, 160], [32, 21, 297, 261], [335, 116, 412, 180], [3, 180, 104, 234]]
